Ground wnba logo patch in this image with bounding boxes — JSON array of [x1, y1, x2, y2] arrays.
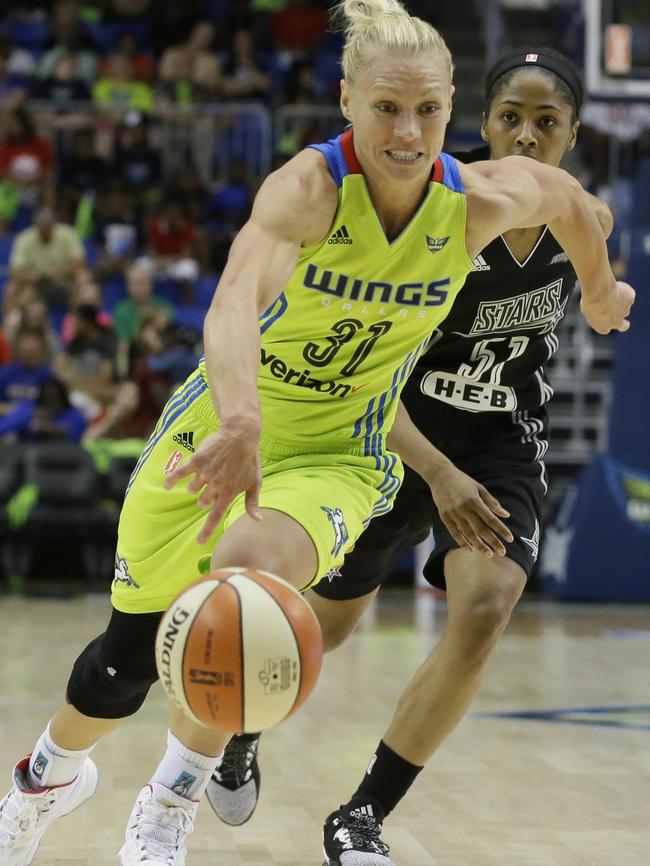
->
[[321, 506, 349, 557]]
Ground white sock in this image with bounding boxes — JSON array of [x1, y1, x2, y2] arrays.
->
[[27, 722, 95, 789], [150, 731, 222, 801]]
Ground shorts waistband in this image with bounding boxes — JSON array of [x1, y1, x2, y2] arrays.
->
[[188, 368, 385, 458]]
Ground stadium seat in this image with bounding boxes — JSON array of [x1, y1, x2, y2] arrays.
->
[[194, 273, 218, 308], [11, 443, 103, 583], [175, 305, 206, 334], [0, 233, 15, 267]]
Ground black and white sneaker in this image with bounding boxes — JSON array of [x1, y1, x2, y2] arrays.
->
[[205, 733, 261, 826], [322, 801, 395, 866]]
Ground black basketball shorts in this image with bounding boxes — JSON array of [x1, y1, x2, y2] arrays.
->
[[313, 404, 549, 600]]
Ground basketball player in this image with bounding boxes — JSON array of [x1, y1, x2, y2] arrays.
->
[[0, 2, 634, 863], [207, 48, 629, 864]]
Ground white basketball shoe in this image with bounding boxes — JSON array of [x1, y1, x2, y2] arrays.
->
[[118, 782, 199, 866], [0, 755, 99, 865]]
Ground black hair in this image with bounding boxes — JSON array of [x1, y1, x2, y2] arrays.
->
[[484, 48, 583, 123], [37, 378, 71, 409]]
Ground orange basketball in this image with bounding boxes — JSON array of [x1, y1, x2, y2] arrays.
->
[[155, 568, 323, 732]]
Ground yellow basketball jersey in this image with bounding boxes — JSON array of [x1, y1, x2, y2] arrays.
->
[[252, 130, 473, 445]]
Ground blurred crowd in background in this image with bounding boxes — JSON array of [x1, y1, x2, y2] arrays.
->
[[0, 0, 647, 453]]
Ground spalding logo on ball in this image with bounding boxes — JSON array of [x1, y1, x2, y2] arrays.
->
[[155, 568, 323, 732]]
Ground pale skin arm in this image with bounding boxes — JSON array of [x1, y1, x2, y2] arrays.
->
[[461, 156, 634, 334], [165, 150, 339, 543], [388, 401, 513, 556]]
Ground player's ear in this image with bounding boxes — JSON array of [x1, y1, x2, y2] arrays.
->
[[340, 79, 352, 122], [566, 119, 579, 152], [480, 114, 489, 143]]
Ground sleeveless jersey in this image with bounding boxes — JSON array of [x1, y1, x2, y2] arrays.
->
[[404, 146, 577, 414], [240, 130, 472, 448]]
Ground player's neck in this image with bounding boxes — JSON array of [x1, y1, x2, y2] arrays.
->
[[365, 174, 430, 242]]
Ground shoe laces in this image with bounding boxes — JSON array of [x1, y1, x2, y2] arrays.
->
[[0, 788, 56, 848], [214, 734, 259, 788], [130, 795, 195, 865], [337, 813, 391, 857]]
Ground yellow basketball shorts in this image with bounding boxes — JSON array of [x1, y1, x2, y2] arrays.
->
[[111, 369, 403, 613]]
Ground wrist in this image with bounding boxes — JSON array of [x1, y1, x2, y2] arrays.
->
[[220, 411, 261, 437]]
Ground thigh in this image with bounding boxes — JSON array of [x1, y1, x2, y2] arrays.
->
[[222, 451, 403, 591], [313, 465, 433, 600]]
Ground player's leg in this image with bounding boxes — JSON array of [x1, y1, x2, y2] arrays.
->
[[0, 609, 162, 866], [207, 469, 428, 826], [321, 456, 544, 866]]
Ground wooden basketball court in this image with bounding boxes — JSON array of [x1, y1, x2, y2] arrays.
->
[[1, 592, 649, 865]]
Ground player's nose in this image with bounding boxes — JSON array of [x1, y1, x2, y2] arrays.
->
[[394, 112, 420, 142], [515, 121, 538, 148]]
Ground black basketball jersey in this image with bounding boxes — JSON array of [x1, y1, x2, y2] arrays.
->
[[404, 147, 577, 415]]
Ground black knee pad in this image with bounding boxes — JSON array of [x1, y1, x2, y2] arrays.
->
[[66, 609, 163, 719]]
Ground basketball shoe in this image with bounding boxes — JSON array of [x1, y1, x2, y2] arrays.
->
[[0, 755, 99, 865], [205, 733, 261, 825], [118, 782, 198, 866], [322, 801, 395, 866]]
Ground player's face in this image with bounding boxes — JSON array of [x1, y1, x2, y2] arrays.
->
[[482, 68, 579, 167], [340, 50, 453, 183]]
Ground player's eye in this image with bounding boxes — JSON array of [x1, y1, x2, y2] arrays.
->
[[501, 112, 517, 123], [539, 116, 557, 127], [419, 104, 439, 115], [376, 103, 396, 113]]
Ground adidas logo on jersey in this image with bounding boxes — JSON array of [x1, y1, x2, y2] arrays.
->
[[471, 254, 491, 271], [173, 431, 195, 452], [328, 225, 353, 244], [549, 251, 569, 265]]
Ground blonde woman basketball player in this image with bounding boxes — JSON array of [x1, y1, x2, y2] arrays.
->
[[0, 2, 633, 865]]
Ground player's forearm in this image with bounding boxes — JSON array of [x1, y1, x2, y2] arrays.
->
[[203, 289, 262, 434], [547, 177, 616, 303], [388, 401, 453, 484]]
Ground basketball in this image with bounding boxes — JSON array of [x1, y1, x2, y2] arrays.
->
[[155, 567, 323, 732]]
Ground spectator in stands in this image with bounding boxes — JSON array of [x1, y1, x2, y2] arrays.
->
[[0, 327, 12, 365], [61, 276, 113, 346], [111, 110, 161, 204], [0, 33, 29, 107], [0, 377, 87, 443], [57, 128, 107, 223], [0, 107, 54, 204], [98, 33, 154, 83], [8, 206, 86, 309], [145, 322, 200, 390], [52, 302, 138, 439], [141, 195, 199, 292], [38, 1, 98, 86], [158, 20, 220, 92], [271, 0, 328, 53], [93, 55, 155, 114], [0, 330, 51, 416], [113, 262, 174, 376], [92, 181, 141, 281], [4, 286, 61, 359], [31, 52, 92, 107], [222, 28, 270, 102]]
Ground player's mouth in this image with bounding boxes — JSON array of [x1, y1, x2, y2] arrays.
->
[[386, 149, 423, 164], [513, 149, 539, 161]]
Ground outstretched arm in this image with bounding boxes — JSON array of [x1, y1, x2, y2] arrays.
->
[[463, 157, 634, 334], [165, 150, 338, 541]]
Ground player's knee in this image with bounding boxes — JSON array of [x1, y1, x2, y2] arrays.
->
[[66, 633, 158, 719], [451, 576, 523, 656]]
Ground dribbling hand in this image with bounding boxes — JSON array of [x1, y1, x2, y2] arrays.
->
[[164, 423, 263, 544], [580, 281, 635, 334]]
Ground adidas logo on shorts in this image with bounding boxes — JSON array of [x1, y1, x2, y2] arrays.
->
[[173, 431, 195, 452], [328, 224, 353, 244]]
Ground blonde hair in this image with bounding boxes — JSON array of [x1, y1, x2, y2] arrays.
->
[[332, 0, 453, 83]]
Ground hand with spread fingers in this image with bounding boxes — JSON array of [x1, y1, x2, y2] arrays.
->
[[426, 461, 513, 557], [164, 420, 263, 544], [580, 280, 635, 334]]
